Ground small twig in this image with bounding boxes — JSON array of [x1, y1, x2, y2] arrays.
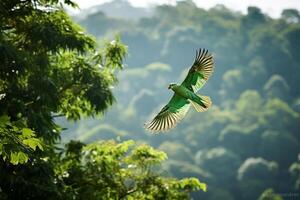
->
[[120, 188, 138, 199], [52, 113, 64, 118]]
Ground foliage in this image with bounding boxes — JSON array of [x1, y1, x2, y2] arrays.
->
[[257, 188, 283, 200], [0, 0, 124, 166], [0, 115, 43, 165], [56, 140, 206, 199]]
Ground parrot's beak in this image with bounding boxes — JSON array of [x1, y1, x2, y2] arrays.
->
[[168, 85, 171, 89]]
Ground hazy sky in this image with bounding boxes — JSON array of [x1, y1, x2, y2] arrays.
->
[[72, 0, 300, 18]]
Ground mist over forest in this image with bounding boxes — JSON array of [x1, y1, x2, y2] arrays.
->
[[1, 0, 300, 199]]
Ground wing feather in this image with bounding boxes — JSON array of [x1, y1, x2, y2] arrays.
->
[[181, 48, 214, 92], [148, 119, 157, 129], [144, 94, 190, 133]]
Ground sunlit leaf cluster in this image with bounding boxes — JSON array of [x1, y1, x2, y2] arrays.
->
[[0, 115, 43, 165]]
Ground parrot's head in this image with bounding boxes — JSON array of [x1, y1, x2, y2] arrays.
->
[[168, 83, 177, 90]]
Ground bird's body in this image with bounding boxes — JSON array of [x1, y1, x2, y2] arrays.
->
[[144, 49, 214, 133], [170, 84, 206, 107]]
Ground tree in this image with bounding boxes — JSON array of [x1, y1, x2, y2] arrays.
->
[[56, 140, 206, 199], [0, 0, 205, 199], [281, 9, 300, 23], [0, 0, 126, 163], [0, 0, 125, 197], [237, 158, 278, 200], [257, 188, 283, 200]]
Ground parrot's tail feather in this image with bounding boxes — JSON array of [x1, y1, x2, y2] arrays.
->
[[190, 101, 207, 112], [191, 95, 212, 112], [201, 95, 212, 108]]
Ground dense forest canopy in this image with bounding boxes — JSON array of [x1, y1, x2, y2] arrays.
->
[[60, 1, 299, 199]]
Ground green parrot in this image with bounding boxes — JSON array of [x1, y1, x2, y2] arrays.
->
[[144, 48, 214, 133]]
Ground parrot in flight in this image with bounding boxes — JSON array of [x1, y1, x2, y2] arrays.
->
[[144, 48, 214, 133]]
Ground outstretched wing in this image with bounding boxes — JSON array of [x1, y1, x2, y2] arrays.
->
[[181, 49, 214, 92], [144, 94, 190, 133]]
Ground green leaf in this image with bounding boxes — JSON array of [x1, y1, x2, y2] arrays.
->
[[22, 138, 44, 151], [0, 115, 10, 127], [177, 178, 207, 192], [21, 128, 34, 138], [199, 182, 207, 192], [10, 151, 29, 165]]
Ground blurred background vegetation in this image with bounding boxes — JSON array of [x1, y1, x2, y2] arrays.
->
[[62, 0, 300, 199], [1, 0, 300, 199]]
